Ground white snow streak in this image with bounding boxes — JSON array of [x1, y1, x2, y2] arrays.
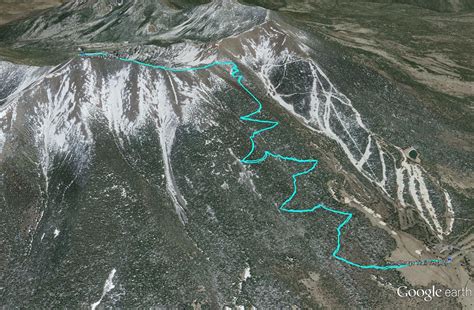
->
[[228, 24, 456, 239], [91, 268, 116, 310]]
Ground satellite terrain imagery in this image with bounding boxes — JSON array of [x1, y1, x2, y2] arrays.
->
[[0, 0, 473, 308]]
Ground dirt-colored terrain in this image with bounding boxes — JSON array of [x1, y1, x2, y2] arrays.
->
[[284, 2, 474, 99], [0, 0, 65, 25]]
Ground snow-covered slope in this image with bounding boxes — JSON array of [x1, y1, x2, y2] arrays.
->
[[0, 61, 49, 104], [0, 46, 229, 224], [218, 22, 455, 240]]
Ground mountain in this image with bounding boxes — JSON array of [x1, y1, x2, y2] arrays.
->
[[0, 0, 472, 308], [0, 0, 265, 46]]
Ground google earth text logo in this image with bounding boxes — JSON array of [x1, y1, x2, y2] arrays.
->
[[397, 285, 472, 301]]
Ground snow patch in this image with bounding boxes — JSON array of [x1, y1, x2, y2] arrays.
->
[[91, 268, 116, 310]]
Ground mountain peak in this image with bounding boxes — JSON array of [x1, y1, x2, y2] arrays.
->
[[0, 0, 267, 49]]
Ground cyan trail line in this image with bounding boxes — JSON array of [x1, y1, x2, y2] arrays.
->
[[80, 51, 443, 270]]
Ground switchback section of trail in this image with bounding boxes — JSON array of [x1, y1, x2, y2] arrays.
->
[[80, 51, 444, 270]]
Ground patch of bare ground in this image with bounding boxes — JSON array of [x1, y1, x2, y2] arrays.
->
[[389, 231, 473, 309], [0, 0, 66, 25]]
